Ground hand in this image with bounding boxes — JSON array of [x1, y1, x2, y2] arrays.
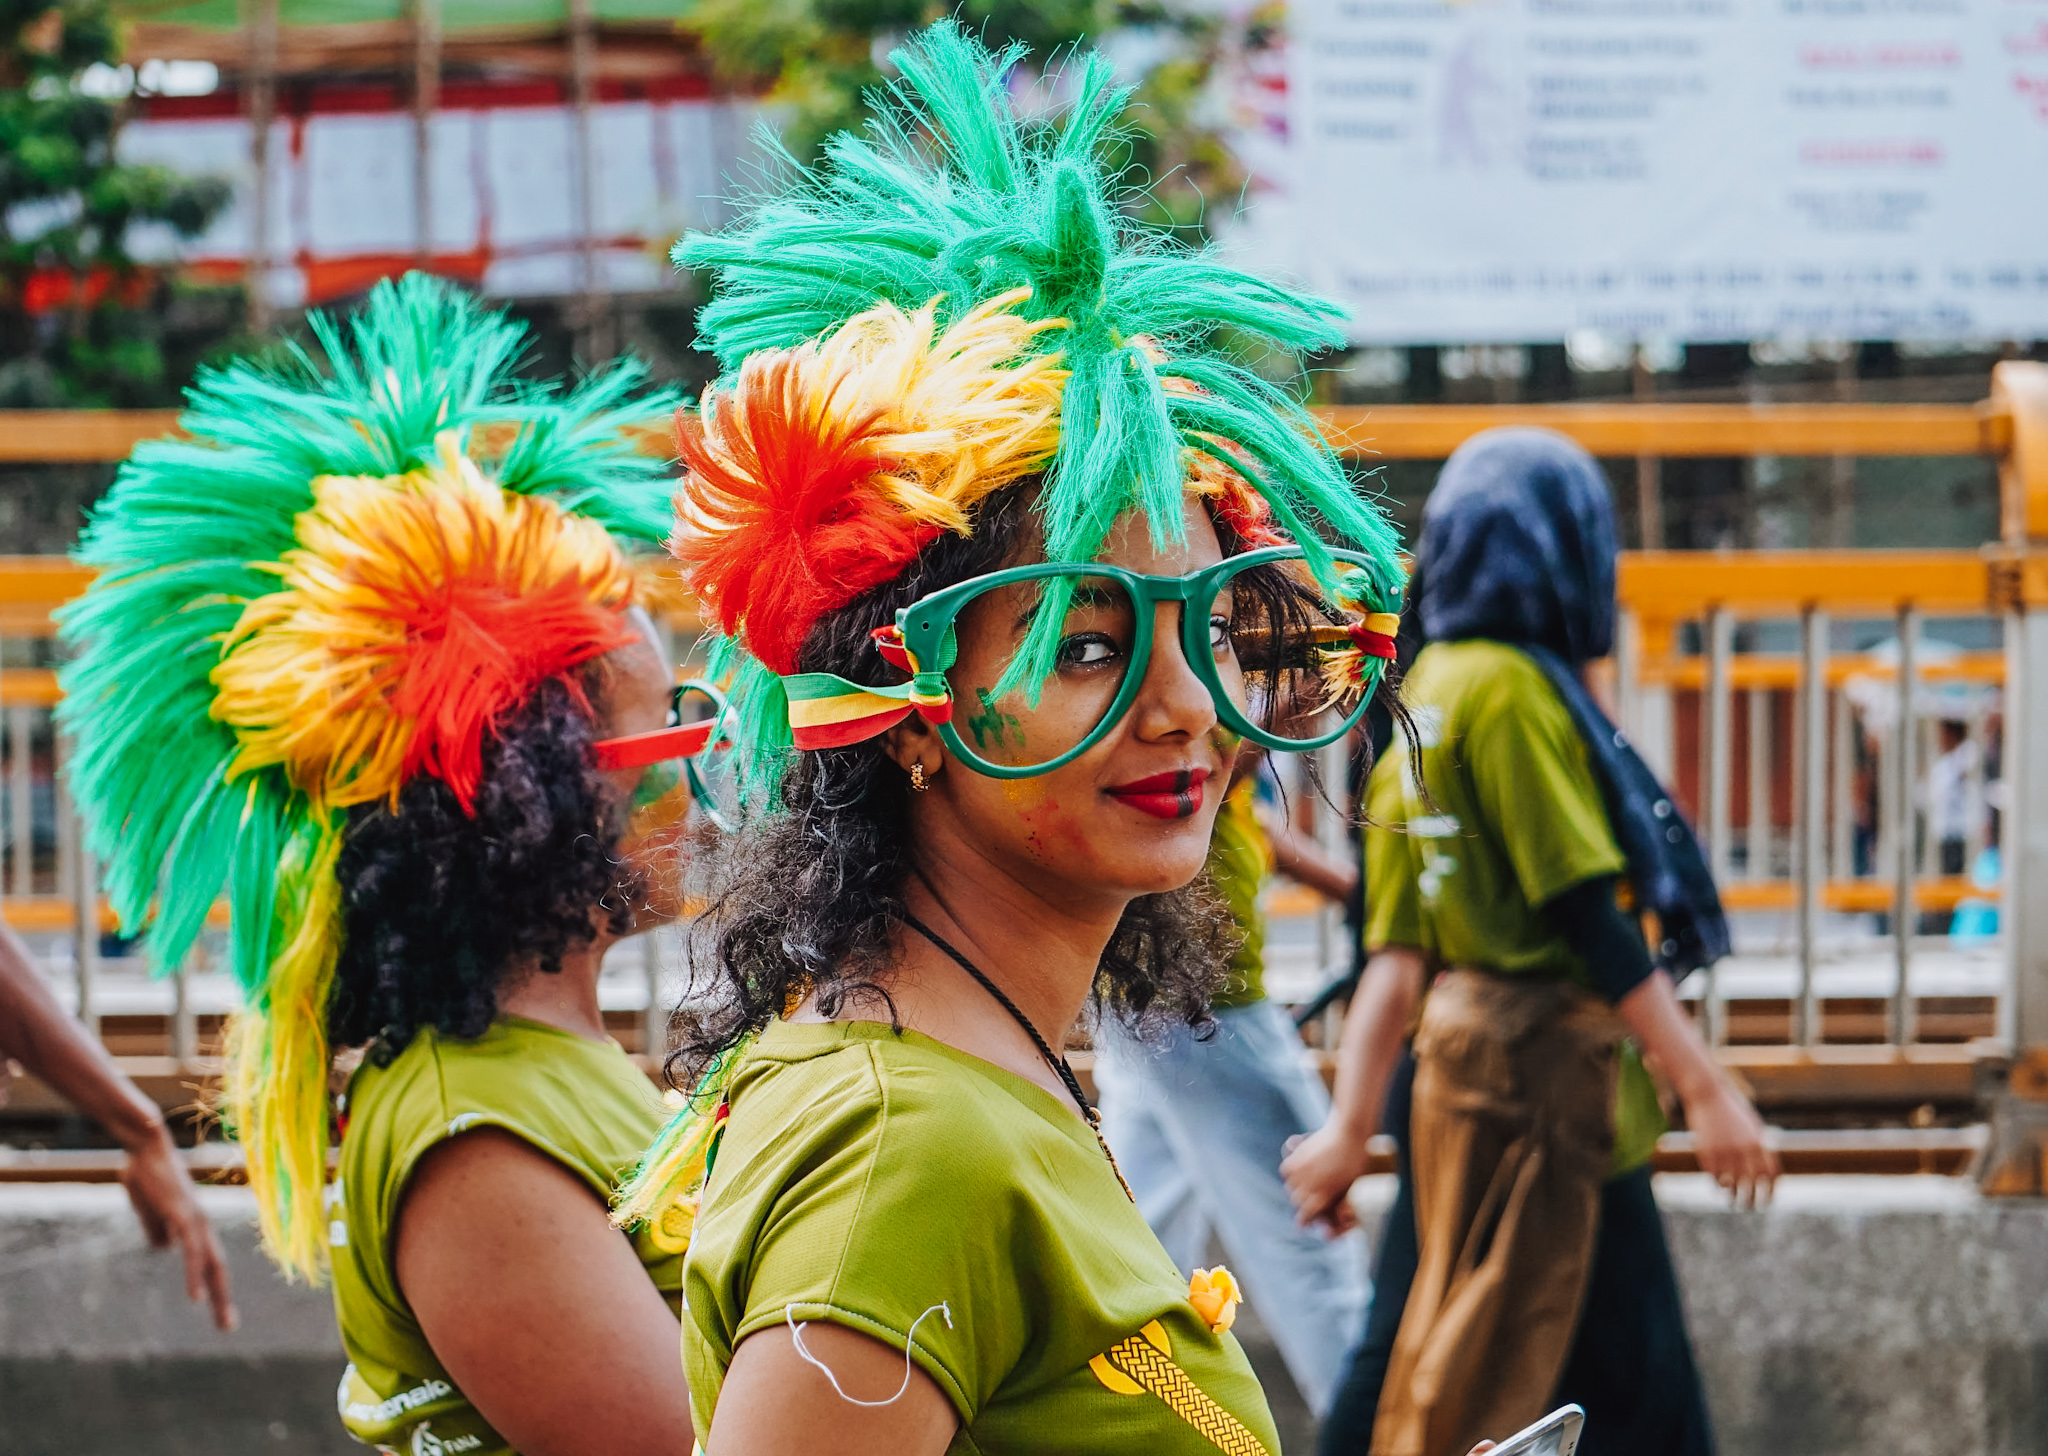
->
[[119, 1130, 238, 1331], [1682, 1077, 1779, 1210], [1468, 1444, 1497, 1454], [1280, 1122, 1368, 1234]]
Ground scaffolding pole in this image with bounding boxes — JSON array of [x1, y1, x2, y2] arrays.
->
[[243, 0, 279, 334], [411, 0, 441, 270]]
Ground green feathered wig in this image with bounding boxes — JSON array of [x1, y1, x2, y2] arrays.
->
[[611, 20, 1407, 1239], [662, 21, 1404, 800], [57, 273, 677, 1278]]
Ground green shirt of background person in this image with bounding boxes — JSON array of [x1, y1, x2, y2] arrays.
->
[[1363, 639, 1666, 1173], [333, 1018, 685, 1454], [1283, 428, 1780, 1456], [1209, 778, 1271, 1009], [1210, 767, 1364, 1011]]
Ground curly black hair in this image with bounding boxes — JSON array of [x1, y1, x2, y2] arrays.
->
[[669, 485, 1397, 1084], [327, 674, 639, 1059]]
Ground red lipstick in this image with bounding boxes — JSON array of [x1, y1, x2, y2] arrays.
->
[[1105, 767, 1212, 820]]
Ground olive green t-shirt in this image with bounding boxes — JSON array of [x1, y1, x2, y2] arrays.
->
[[1209, 778, 1273, 1010], [682, 1019, 1280, 1455], [330, 1016, 685, 1455], [1365, 639, 1666, 1174]]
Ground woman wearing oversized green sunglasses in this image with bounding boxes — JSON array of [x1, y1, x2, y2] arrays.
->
[[610, 24, 1410, 1456], [630, 482, 1401, 1456]]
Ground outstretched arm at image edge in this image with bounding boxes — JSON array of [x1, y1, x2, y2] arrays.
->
[[396, 1127, 694, 1456], [1264, 814, 1361, 905], [0, 920, 236, 1329], [1281, 945, 1426, 1233]]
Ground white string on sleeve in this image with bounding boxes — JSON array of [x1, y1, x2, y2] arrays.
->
[[783, 1300, 955, 1408]]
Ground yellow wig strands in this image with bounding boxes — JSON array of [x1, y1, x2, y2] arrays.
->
[[223, 818, 344, 1280], [809, 290, 1067, 532], [611, 1034, 755, 1247]]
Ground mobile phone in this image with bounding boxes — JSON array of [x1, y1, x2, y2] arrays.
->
[[1485, 1404, 1584, 1456]]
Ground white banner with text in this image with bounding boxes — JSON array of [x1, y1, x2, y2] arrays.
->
[[1273, 0, 2048, 342]]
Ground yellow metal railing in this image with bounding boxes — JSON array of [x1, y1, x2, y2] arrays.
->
[[4, 362, 2047, 1075], [0, 397, 2014, 464]]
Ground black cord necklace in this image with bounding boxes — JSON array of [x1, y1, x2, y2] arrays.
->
[[898, 910, 1134, 1202]]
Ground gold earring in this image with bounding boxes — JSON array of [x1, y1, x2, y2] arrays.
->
[[911, 762, 929, 792]]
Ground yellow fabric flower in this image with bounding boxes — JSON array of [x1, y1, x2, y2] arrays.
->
[[1188, 1266, 1241, 1333]]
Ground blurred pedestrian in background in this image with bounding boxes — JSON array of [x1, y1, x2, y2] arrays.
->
[[1928, 719, 1981, 870], [0, 919, 236, 1331], [1286, 429, 1779, 1456], [1096, 749, 1369, 1417]]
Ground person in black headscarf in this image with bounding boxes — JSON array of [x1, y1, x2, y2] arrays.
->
[[1282, 429, 1777, 1456]]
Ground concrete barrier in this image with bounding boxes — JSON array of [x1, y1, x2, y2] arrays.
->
[[1658, 1174, 2048, 1456], [3, 1176, 2045, 1455], [0, 1185, 350, 1456]]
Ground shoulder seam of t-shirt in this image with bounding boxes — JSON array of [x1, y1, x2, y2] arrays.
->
[[822, 1043, 891, 1303], [377, 1035, 611, 1300]]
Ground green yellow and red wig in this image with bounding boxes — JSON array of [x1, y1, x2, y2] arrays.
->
[[661, 22, 1405, 801], [614, 19, 1407, 1239], [58, 274, 674, 1279]]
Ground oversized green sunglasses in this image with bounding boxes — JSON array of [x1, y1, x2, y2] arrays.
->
[[782, 545, 1403, 779]]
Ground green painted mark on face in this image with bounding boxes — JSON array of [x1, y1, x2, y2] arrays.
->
[[631, 761, 683, 812], [966, 688, 1023, 750]]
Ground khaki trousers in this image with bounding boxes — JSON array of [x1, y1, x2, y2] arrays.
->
[[1371, 970, 1623, 1456]]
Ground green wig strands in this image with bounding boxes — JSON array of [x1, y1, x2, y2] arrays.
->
[[677, 22, 1401, 785], [57, 272, 678, 1280]]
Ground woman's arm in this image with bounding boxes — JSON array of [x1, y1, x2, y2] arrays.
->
[[0, 921, 236, 1330], [1614, 972, 1780, 1208], [395, 1128, 693, 1456], [1539, 877, 1780, 1208], [1280, 945, 1426, 1232], [708, 1320, 959, 1456], [1262, 811, 1361, 905]]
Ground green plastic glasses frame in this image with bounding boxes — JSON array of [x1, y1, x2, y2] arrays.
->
[[891, 544, 1397, 780]]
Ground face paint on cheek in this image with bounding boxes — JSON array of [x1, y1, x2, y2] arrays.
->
[[1016, 797, 1088, 863], [1001, 777, 1050, 807], [631, 761, 683, 814], [967, 687, 1023, 751]]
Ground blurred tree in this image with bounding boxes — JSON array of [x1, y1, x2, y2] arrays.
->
[[0, 0, 235, 406], [685, 0, 1246, 243]]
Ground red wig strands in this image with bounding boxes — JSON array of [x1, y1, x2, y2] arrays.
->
[[671, 356, 942, 677], [213, 455, 639, 817]]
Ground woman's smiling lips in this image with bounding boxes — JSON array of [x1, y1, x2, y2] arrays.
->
[[1104, 767, 1212, 820]]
